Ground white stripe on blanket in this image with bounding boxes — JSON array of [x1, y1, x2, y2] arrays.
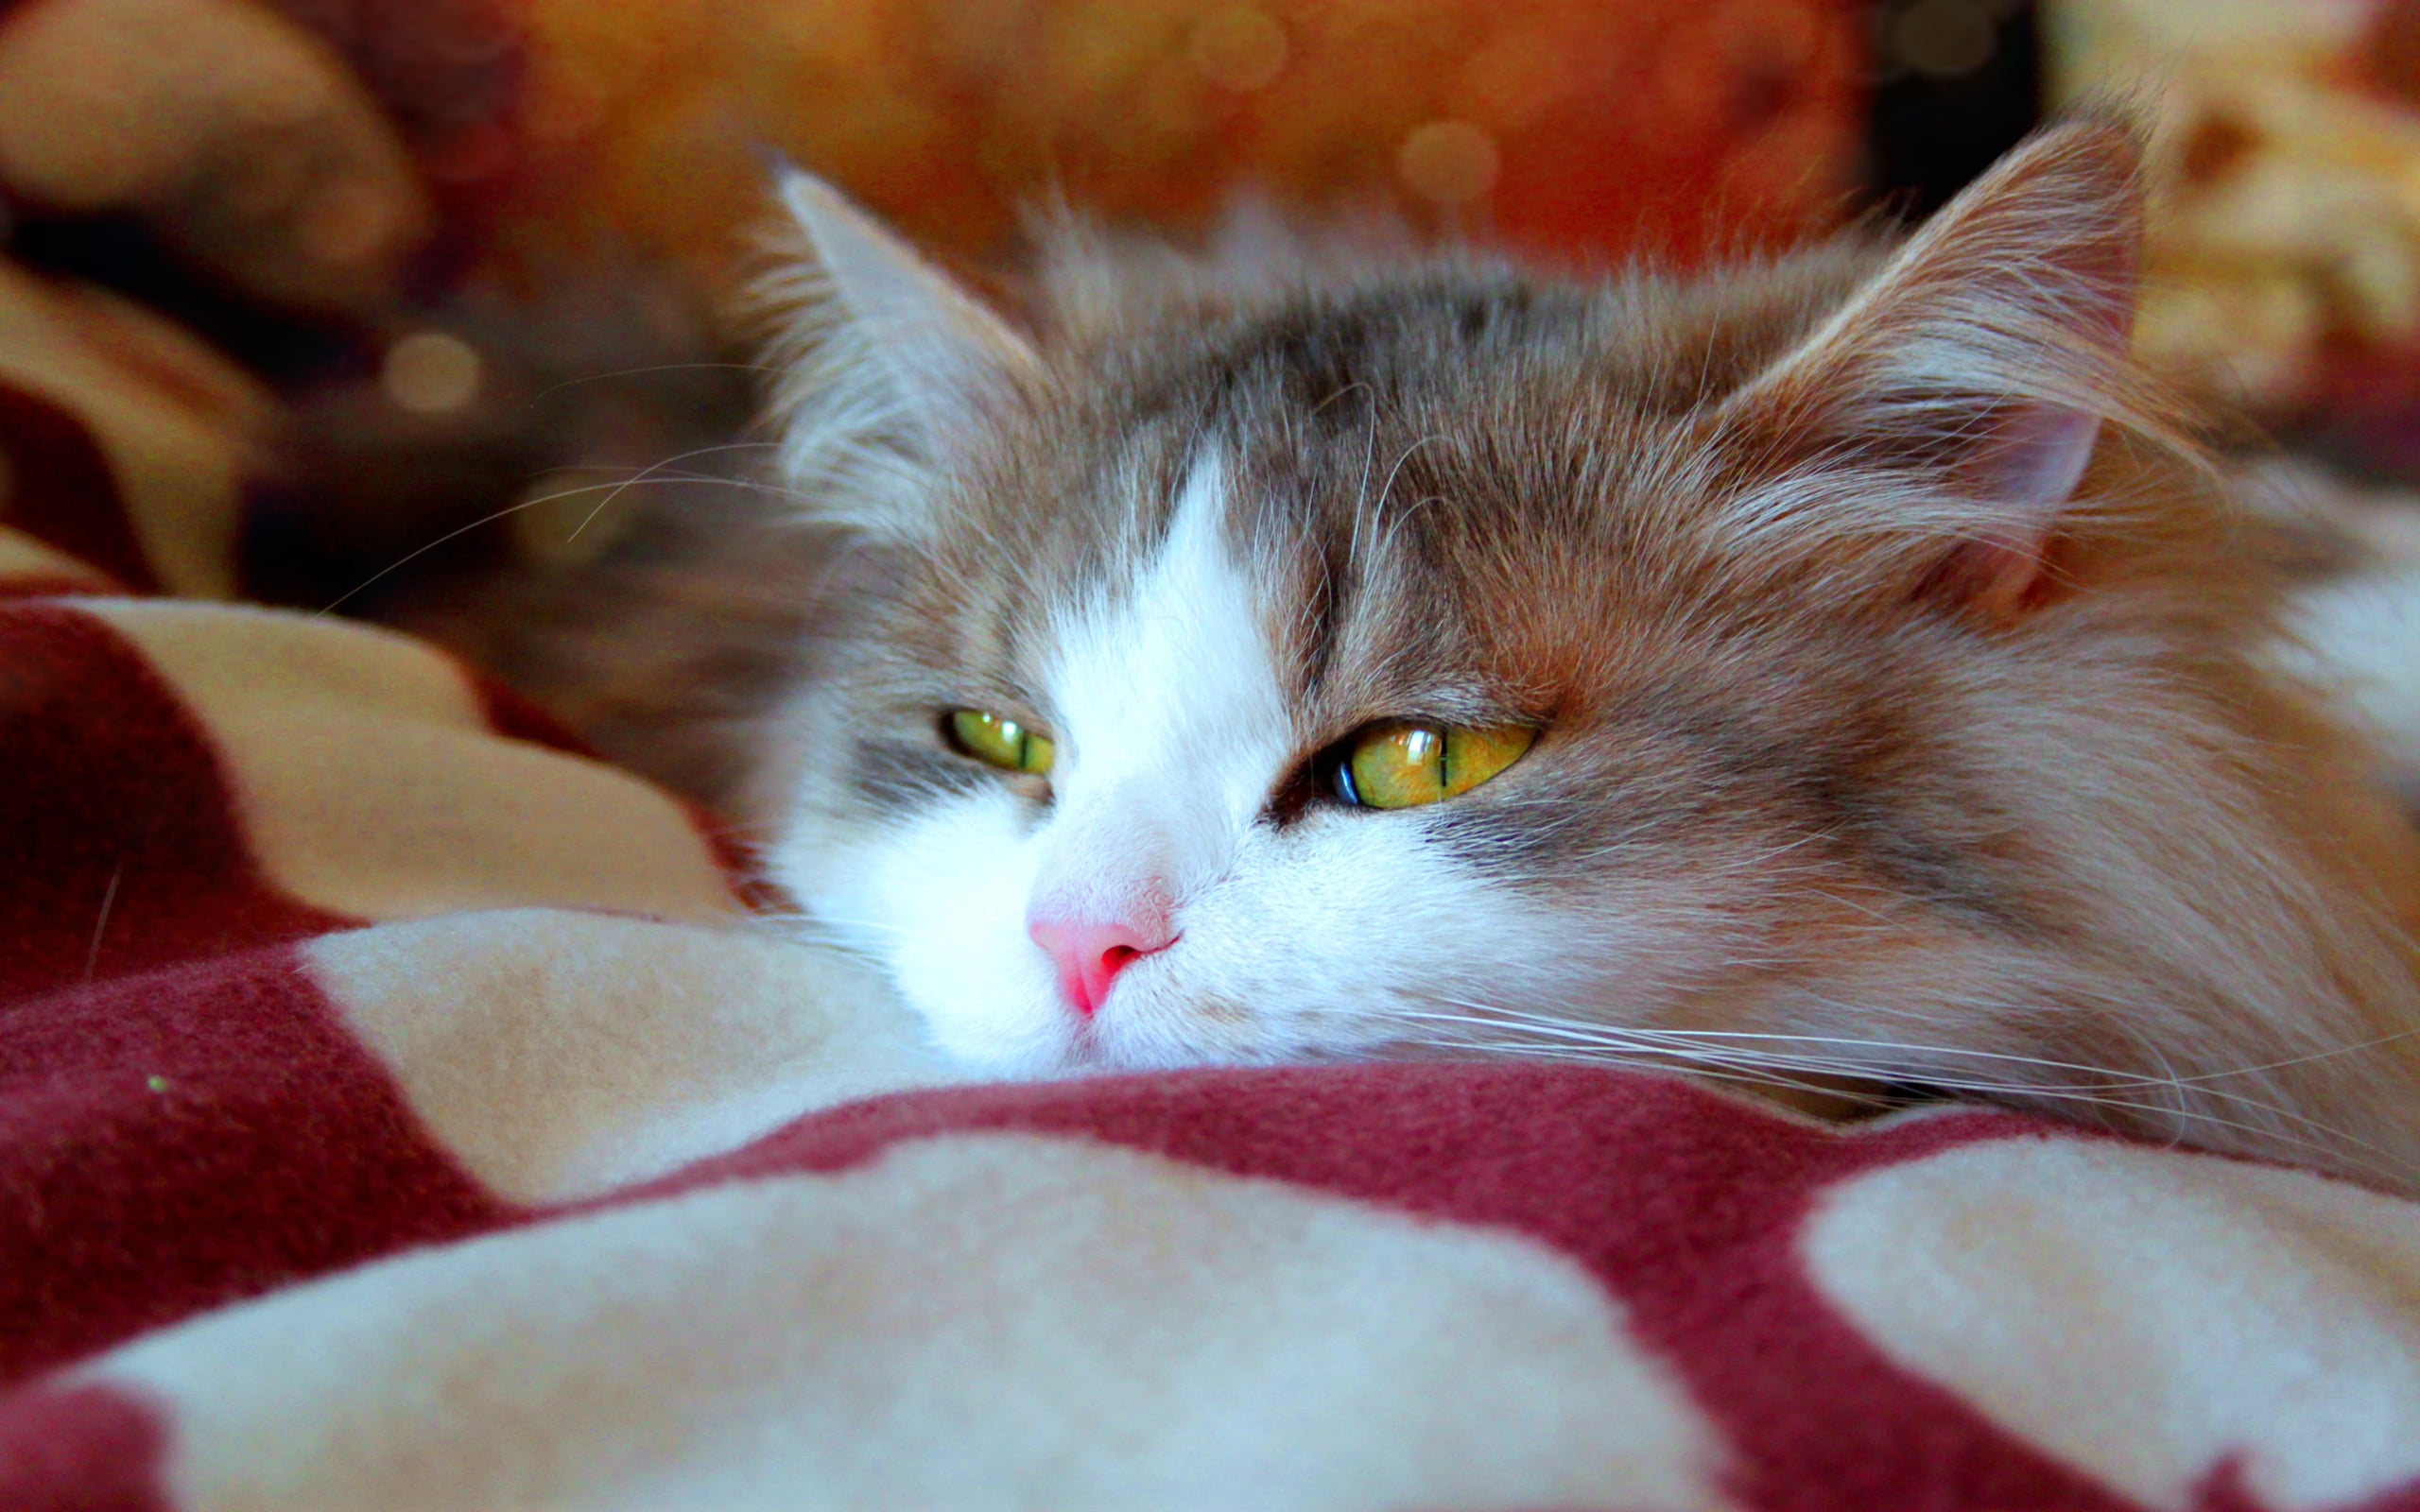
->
[[90, 1133, 1726, 1512], [1806, 1136, 2420, 1509], [308, 909, 961, 1202], [81, 599, 741, 923]]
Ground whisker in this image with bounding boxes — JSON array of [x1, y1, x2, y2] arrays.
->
[[1393, 1022, 2385, 1170], [1421, 995, 2384, 1092], [1394, 999, 2394, 1166], [82, 863, 122, 984], [315, 472, 778, 616], [561, 441, 788, 544], [1374, 434, 1450, 516], [1390, 1037, 1901, 1110]]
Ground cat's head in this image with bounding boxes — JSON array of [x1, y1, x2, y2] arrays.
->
[[754, 122, 2377, 1109]]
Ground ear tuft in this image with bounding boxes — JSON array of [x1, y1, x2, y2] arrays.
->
[[1713, 117, 2159, 618], [755, 167, 1041, 538]]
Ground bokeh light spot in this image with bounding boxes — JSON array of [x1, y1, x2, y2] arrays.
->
[[381, 332, 482, 416], [1189, 6, 1288, 92], [1397, 120, 1500, 206]]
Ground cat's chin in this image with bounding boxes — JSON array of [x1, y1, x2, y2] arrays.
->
[[1036, 1029, 1910, 1125], [1050, 1018, 1489, 1077], [933, 1011, 1352, 1080]]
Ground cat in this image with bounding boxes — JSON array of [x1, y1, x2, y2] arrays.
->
[[745, 116, 2420, 1193]]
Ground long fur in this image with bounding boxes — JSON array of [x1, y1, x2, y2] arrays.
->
[[751, 119, 2420, 1193]]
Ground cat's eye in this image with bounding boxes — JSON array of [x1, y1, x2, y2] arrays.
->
[[1332, 720, 1535, 809], [945, 708, 1056, 776]]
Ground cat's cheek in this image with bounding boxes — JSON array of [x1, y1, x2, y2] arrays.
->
[[1106, 816, 1545, 1062], [810, 790, 1074, 1076]]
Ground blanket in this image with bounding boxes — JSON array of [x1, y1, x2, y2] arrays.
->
[[13, 518, 2420, 1511], [9, 2, 2420, 1508]]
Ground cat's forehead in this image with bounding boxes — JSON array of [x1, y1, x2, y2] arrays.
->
[[908, 250, 1876, 706], [906, 435, 1599, 747]]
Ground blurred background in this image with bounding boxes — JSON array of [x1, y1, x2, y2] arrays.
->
[[8, 0, 2420, 796]]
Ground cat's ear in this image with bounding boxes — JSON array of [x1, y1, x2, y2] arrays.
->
[[762, 168, 1041, 537], [1713, 118, 2150, 620]]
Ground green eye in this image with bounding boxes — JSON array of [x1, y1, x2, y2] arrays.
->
[[945, 708, 1055, 776], [1335, 720, 1535, 809]]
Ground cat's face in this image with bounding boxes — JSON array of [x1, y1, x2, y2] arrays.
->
[[773, 274, 2057, 1081], [754, 122, 2420, 1173], [760, 124, 2210, 1084], [781, 408, 1907, 1078]]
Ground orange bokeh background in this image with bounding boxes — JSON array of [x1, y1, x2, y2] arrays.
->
[[489, 0, 1868, 294]]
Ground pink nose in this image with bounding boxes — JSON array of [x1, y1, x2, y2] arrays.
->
[[1028, 913, 1177, 1019]]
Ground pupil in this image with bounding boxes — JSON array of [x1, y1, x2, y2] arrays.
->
[[1332, 759, 1361, 805]]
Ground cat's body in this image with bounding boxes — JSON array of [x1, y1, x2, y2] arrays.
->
[[742, 121, 2420, 1191]]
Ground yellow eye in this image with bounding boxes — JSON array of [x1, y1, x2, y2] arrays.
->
[[945, 709, 1056, 776], [1336, 720, 1536, 809]]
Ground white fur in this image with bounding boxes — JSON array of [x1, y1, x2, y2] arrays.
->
[[1031, 455, 1295, 924], [844, 787, 1060, 1071], [2277, 494, 2420, 805], [2285, 568, 2420, 796]]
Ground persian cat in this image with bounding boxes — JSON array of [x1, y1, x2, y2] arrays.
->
[[745, 119, 2420, 1190]]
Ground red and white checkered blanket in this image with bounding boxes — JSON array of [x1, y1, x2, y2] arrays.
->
[[10, 1, 2420, 1507]]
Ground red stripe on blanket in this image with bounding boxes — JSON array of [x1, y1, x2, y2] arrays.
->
[[466, 669, 597, 759], [0, 576, 122, 598], [0, 384, 160, 595], [0, 603, 350, 1000], [647, 1066, 2268, 1512], [0, 944, 513, 1384], [0, 1383, 170, 1512]]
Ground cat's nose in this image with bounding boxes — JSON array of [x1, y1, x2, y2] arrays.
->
[[1028, 912, 1177, 1019]]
